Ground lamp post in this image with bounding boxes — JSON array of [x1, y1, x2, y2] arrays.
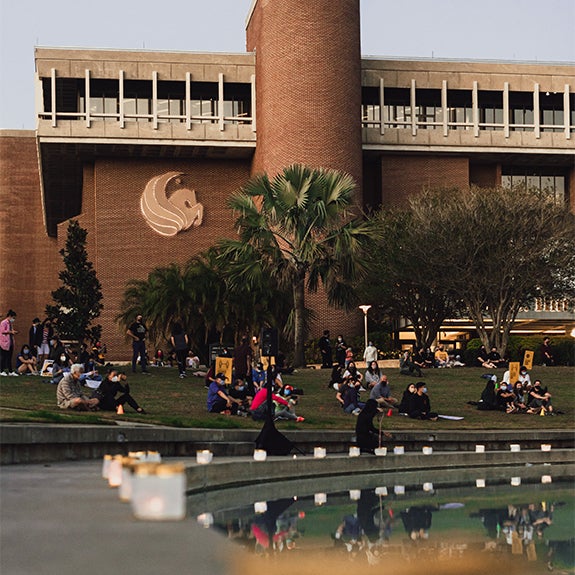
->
[[359, 305, 372, 352]]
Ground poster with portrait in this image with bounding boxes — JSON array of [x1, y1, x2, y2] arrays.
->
[[40, 360, 54, 377], [508, 361, 520, 385], [523, 350, 534, 371], [215, 356, 233, 384]]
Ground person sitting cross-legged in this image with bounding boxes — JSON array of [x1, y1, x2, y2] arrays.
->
[[56, 364, 99, 411]]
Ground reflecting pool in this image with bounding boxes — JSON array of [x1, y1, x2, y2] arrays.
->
[[189, 465, 574, 574]]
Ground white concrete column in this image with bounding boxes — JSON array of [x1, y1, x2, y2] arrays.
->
[[85, 69, 91, 128], [50, 68, 57, 127], [251, 74, 256, 132], [503, 82, 509, 138], [564, 84, 571, 140], [186, 72, 192, 130], [218, 72, 225, 131], [442, 80, 448, 136], [533, 83, 540, 138], [152, 71, 158, 129], [379, 77, 385, 135], [472, 81, 479, 137], [410, 78, 417, 136], [119, 70, 125, 128]]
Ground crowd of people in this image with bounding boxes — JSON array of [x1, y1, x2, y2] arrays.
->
[[1, 309, 564, 430]]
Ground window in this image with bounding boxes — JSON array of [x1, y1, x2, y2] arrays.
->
[[478, 90, 503, 131], [383, 87, 411, 128], [502, 168, 567, 204], [509, 91, 533, 132], [447, 90, 472, 130], [361, 87, 380, 127], [223, 82, 252, 124]]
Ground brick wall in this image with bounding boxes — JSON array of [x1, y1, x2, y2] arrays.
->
[[0, 132, 60, 345], [248, 0, 364, 204], [379, 155, 470, 206], [66, 158, 251, 358]]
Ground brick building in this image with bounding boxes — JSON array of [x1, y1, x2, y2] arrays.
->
[[1, 0, 574, 359]]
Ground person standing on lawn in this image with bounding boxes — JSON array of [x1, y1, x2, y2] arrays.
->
[[127, 314, 149, 374]]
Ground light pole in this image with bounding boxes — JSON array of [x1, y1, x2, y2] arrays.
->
[[359, 305, 372, 352]]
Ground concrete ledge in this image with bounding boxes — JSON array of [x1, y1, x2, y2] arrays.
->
[[1, 423, 574, 464], [185, 449, 574, 493]]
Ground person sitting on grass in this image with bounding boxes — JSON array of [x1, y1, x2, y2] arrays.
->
[[91, 369, 146, 414], [50, 353, 71, 385], [510, 381, 529, 413], [336, 378, 365, 416], [496, 382, 516, 412], [397, 383, 416, 415], [475, 375, 498, 411], [364, 360, 382, 390], [527, 379, 554, 415], [16, 345, 38, 375], [369, 374, 398, 411], [207, 372, 240, 415], [249, 386, 304, 422], [56, 363, 99, 411], [407, 382, 438, 420]]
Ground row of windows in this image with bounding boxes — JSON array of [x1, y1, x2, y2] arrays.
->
[[362, 88, 574, 132], [41, 78, 252, 124], [501, 169, 567, 204], [40, 77, 574, 134]]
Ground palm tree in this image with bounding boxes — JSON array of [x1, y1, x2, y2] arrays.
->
[[222, 164, 379, 367]]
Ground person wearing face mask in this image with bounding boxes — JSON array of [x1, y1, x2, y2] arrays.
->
[[50, 352, 71, 385], [335, 335, 347, 368], [0, 310, 18, 376], [496, 382, 515, 412], [407, 382, 438, 421], [16, 345, 39, 375], [48, 336, 66, 363], [91, 369, 146, 413]]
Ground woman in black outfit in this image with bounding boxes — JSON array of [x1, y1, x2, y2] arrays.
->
[[355, 399, 391, 453], [92, 370, 146, 413]]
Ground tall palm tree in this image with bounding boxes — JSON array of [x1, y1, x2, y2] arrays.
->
[[222, 164, 379, 367]]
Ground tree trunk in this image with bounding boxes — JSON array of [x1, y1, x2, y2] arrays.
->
[[293, 274, 306, 368]]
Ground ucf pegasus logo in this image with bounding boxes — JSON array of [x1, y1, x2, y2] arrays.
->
[[140, 172, 204, 236]]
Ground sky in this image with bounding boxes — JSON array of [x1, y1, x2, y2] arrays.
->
[[1, 0, 574, 130]]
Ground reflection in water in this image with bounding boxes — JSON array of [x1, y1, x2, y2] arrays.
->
[[198, 478, 574, 574]]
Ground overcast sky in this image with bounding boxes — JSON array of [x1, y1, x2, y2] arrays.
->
[[1, 0, 573, 129]]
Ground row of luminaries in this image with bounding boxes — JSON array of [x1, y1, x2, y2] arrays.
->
[[101, 442, 554, 523]]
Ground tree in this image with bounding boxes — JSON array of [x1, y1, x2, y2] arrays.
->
[[46, 220, 103, 343], [221, 164, 380, 367], [408, 185, 575, 355], [117, 249, 292, 358], [360, 209, 460, 350]]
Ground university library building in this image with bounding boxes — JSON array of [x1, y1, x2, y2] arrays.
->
[[1, 0, 574, 359]]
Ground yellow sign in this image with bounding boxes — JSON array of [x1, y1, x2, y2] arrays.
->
[[523, 350, 534, 371], [214, 357, 233, 383], [508, 362, 520, 385], [261, 356, 276, 370]]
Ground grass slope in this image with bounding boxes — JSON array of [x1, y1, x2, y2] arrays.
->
[[1, 365, 573, 431]]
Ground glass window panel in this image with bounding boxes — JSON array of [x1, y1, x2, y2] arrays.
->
[[501, 175, 512, 188], [527, 175, 539, 189]]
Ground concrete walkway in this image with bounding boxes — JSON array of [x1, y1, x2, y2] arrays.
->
[[0, 459, 235, 575]]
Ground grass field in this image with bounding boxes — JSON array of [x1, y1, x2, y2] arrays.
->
[[1, 364, 573, 431]]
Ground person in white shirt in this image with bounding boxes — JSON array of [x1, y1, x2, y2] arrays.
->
[[363, 341, 378, 366]]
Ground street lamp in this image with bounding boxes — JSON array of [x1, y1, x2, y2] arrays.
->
[[359, 305, 372, 352]]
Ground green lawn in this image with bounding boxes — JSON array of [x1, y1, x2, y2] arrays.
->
[[0, 365, 573, 431]]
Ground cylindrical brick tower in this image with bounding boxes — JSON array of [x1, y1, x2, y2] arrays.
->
[[246, 0, 363, 201]]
